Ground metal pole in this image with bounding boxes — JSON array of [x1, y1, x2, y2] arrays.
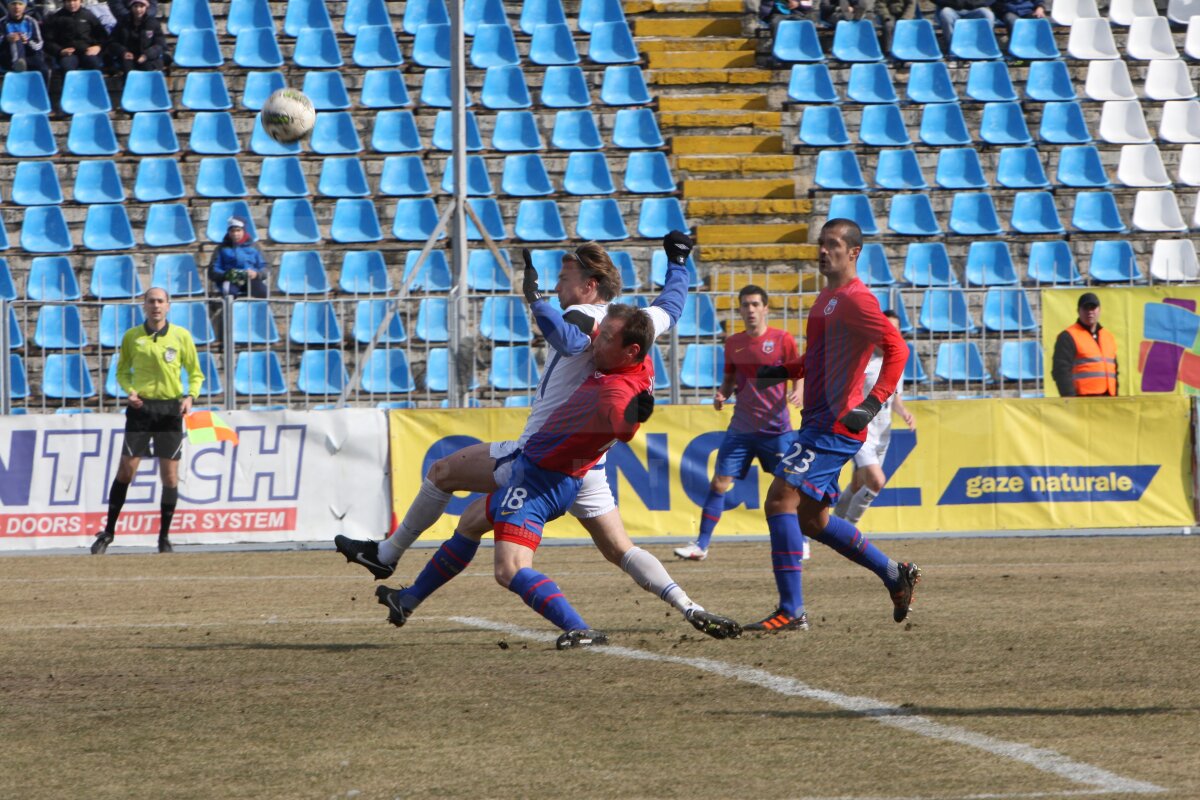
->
[[0, 298, 9, 415], [448, 0, 470, 409]]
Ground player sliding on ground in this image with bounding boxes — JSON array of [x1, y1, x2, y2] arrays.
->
[[335, 233, 741, 641], [752, 218, 921, 632]]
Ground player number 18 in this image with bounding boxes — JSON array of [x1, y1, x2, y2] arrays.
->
[[500, 486, 528, 511]]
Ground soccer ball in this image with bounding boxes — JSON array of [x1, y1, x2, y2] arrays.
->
[[261, 88, 316, 143]]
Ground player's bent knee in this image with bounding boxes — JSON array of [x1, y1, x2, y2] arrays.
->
[[426, 457, 455, 490], [711, 476, 734, 494]]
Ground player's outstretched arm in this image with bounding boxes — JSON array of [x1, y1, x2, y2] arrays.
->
[[647, 231, 694, 337], [522, 248, 595, 357]]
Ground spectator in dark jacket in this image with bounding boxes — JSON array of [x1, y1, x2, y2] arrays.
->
[[107, 0, 156, 24], [996, 0, 1045, 32], [209, 217, 270, 299], [818, 0, 874, 26], [44, 0, 105, 71], [759, 0, 815, 35], [1, 0, 51, 81], [107, 0, 166, 73], [933, 0, 996, 50]]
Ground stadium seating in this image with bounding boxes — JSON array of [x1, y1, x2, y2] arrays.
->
[[12, 161, 63, 206], [680, 344, 723, 388], [964, 241, 1019, 286], [136, 158, 187, 202], [235, 351, 287, 396], [26, 257, 81, 301], [319, 158, 371, 198], [342, 250, 393, 294], [361, 349, 416, 394], [98, 304, 143, 349], [354, 300, 407, 344], [935, 342, 991, 383]]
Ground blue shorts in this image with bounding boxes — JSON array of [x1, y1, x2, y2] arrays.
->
[[715, 430, 797, 480], [773, 427, 864, 506], [486, 454, 582, 551]]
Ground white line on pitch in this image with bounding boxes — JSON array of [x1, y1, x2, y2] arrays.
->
[[451, 616, 1167, 797]]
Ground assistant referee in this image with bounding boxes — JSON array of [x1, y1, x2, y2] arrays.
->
[[91, 287, 203, 555]]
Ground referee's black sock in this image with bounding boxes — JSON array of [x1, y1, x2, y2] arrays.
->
[[104, 480, 130, 536], [160, 486, 179, 539]]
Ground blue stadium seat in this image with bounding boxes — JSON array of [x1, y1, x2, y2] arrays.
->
[[826, 194, 879, 236], [360, 69, 412, 108], [331, 198, 384, 242], [552, 109, 604, 150], [206, 200, 256, 243], [859, 243, 894, 286], [8, 354, 29, 399], [121, 70, 171, 113], [12, 161, 62, 205], [42, 353, 96, 399], [680, 344, 723, 388], [233, 301, 281, 345], [832, 19, 884, 61], [362, 349, 416, 393], [515, 199, 568, 241], [1088, 240, 1143, 283], [152, 254, 205, 296], [129, 111, 180, 155], [234, 27, 284, 68], [624, 151, 676, 193], [441, 154, 494, 195], [392, 198, 442, 241], [875, 148, 928, 190], [935, 147, 988, 189], [676, 295, 721, 337], [638, 196, 688, 238], [464, 0, 506, 33], [8, 113, 57, 157], [35, 304, 87, 348], [353, 24, 405, 67], [907, 61, 957, 104], [891, 19, 942, 60], [501, 154, 554, 196], [541, 65, 591, 108], [284, 0, 333, 36], [581, 0, 626, 32], [846, 62, 898, 104], [98, 303, 145, 349], [168, 0, 215, 33], [5, 306, 23, 349], [490, 346, 540, 390], [964, 241, 1019, 286], [996, 146, 1050, 188], [345, 0, 391, 35], [83, 204, 135, 250], [269, 198, 321, 244], [189, 111, 241, 155], [903, 243, 957, 285], [251, 114, 301, 155], [432, 110, 483, 151], [1025, 59, 1076, 102], [980, 102, 1032, 145], [648, 344, 671, 391], [467, 249, 513, 291], [256, 156, 308, 198], [184, 352, 222, 398], [519, 0, 565, 33], [413, 22, 451, 67], [787, 63, 838, 103], [67, 112, 118, 156], [174, 28, 224, 68], [601, 65, 651, 106], [379, 155, 432, 196], [135, 157, 186, 201], [588, 20, 639, 64], [1011, 191, 1064, 234], [563, 151, 615, 195], [859, 104, 911, 147], [935, 342, 991, 383], [613, 108, 664, 148], [871, 288, 914, 333], [27, 256, 80, 300], [481, 296, 532, 341], [481, 64, 532, 109], [465, 198, 508, 241], [948, 193, 1002, 235], [494, 110, 544, 151], [999, 341, 1042, 381], [983, 288, 1037, 332], [1071, 191, 1127, 233], [61, 70, 110, 115], [75, 159, 130, 205], [167, 301, 216, 344], [319, 157, 370, 198], [949, 17, 1001, 59], [1027, 240, 1083, 283], [91, 255, 139, 298], [798, 105, 850, 146], [611, 251, 639, 289], [417, 298, 449, 341], [21, 206, 73, 253], [404, 0, 449, 33], [815, 149, 867, 190], [965, 61, 1017, 102], [228, 0, 273, 35], [182, 71, 231, 111], [342, 250, 392, 293], [0, 71, 50, 114], [235, 351, 287, 396], [289, 301, 342, 345], [904, 343, 929, 384], [474, 23, 522, 67], [372, 110, 422, 152], [423, 348, 452, 391], [919, 289, 977, 333], [303, 71, 351, 110], [1008, 17, 1059, 60], [277, 251, 331, 295], [144, 204, 198, 247], [773, 19, 823, 61], [353, 300, 406, 344], [0, 258, 14, 301], [650, 251, 702, 288], [1056, 144, 1110, 187], [1040, 101, 1092, 144], [311, 111, 363, 154], [241, 71, 286, 110], [888, 194, 941, 235]]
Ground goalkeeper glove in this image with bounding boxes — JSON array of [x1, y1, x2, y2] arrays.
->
[[521, 248, 543, 304], [624, 390, 655, 425], [840, 395, 882, 434], [662, 230, 694, 267], [756, 365, 790, 388]]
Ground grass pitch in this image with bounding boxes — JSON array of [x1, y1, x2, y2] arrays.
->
[[2, 535, 1198, 800]]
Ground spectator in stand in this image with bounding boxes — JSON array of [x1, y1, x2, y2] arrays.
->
[[996, 0, 1045, 35], [819, 0, 875, 26], [107, 0, 167, 74], [877, 0, 918, 53], [208, 217, 270, 299], [44, 0, 106, 71], [1, 0, 51, 82], [759, 0, 816, 36], [107, 0, 156, 25], [80, 0, 115, 32], [933, 0, 997, 51]]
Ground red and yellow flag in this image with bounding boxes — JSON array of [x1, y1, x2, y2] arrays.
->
[[185, 411, 240, 446]]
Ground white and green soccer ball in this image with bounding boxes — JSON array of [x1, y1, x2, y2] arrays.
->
[[261, 88, 316, 144]]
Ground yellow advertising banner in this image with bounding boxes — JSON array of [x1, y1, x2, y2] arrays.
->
[[1041, 286, 1200, 397], [389, 396, 1193, 538]]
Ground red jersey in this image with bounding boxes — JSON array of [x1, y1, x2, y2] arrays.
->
[[724, 327, 799, 436], [790, 279, 907, 441], [522, 359, 653, 477]]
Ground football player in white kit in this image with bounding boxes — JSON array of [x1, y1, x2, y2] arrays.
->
[[336, 232, 742, 640]]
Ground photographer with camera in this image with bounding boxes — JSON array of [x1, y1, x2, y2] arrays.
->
[[208, 216, 268, 299]]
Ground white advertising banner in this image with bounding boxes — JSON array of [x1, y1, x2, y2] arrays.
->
[[0, 410, 391, 550]]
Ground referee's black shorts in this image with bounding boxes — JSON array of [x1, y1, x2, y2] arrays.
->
[[123, 399, 185, 460]]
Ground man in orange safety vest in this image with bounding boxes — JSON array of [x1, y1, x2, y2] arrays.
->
[[1051, 292, 1118, 397]]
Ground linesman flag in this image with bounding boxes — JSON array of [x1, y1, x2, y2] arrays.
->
[[185, 411, 240, 446]]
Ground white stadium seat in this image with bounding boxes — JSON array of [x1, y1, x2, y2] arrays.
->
[[1143, 59, 1196, 101], [1150, 238, 1200, 280], [1178, 144, 1200, 186], [1186, 16, 1200, 59], [1108, 0, 1159, 25], [1132, 190, 1188, 231], [1085, 59, 1136, 101], [1117, 144, 1172, 187], [1167, 0, 1200, 25], [1125, 16, 1179, 60], [1052, 0, 1100, 25], [1098, 99, 1153, 143], [1068, 18, 1119, 59], [1160, 100, 1200, 143]]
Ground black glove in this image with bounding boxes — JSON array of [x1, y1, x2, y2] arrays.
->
[[756, 365, 790, 388], [624, 390, 655, 425], [662, 230, 694, 266], [521, 248, 543, 304], [840, 395, 882, 434]]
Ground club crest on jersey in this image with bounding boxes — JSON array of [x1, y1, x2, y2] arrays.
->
[[761, 339, 776, 354], [163, 347, 177, 363], [823, 298, 838, 315]]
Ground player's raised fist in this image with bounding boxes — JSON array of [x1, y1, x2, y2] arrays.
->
[[521, 248, 542, 304], [624, 390, 656, 425], [662, 230, 694, 266]]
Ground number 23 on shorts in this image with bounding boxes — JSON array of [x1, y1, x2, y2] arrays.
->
[[781, 442, 816, 475]]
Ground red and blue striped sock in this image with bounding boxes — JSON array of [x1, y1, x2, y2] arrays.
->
[[508, 567, 588, 632], [695, 488, 726, 551], [813, 515, 894, 586], [767, 513, 805, 616], [399, 532, 479, 608]]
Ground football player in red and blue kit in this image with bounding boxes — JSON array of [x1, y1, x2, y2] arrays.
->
[[750, 218, 922, 632]]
